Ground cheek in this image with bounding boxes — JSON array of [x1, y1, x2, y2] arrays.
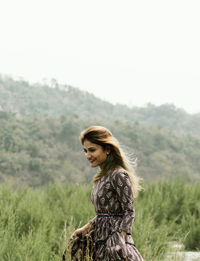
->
[[101, 153, 107, 162]]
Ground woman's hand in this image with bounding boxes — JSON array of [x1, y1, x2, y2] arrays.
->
[[67, 223, 92, 249], [67, 228, 83, 248]]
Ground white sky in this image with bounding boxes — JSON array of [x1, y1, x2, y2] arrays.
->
[[0, 0, 200, 114]]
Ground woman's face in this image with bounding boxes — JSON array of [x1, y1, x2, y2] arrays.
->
[[83, 139, 110, 169]]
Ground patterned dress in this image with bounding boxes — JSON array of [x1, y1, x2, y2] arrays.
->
[[68, 169, 144, 261]]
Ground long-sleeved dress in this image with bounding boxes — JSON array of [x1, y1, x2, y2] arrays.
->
[[69, 169, 144, 261]]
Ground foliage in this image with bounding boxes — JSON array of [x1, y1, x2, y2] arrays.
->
[[1, 75, 200, 136], [0, 74, 200, 186], [0, 180, 199, 260], [0, 73, 199, 260], [0, 111, 200, 186]]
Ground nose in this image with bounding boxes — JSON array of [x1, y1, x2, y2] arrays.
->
[[85, 151, 91, 160]]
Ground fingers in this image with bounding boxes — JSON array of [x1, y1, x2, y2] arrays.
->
[[68, 236, 74, 246], [70, 231, 76, 240], [67, 231, 77, 249], [67, 228, 83, 249], [67, 239, 72, 249], [67, 238, 74, 249]]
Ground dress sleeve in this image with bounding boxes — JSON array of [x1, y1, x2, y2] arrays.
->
[[111, 170, 135, 234]]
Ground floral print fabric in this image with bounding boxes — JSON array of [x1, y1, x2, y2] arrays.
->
[[69, 169, 144, 261]]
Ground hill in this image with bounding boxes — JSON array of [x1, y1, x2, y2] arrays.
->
[[1, 75, 200, 136], [0, 110, 199, 186], [0, 75, 200, 186]]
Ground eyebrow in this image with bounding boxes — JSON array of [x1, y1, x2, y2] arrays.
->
[[83, 146, 96, 150]]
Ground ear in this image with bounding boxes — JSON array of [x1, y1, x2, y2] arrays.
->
[[106, 146, 111, 155]]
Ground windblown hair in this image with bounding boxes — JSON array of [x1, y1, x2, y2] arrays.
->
[[80, 126, 142, 198]]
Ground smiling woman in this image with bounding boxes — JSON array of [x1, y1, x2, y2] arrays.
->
[[64, 126, 144, 261], [83, 140, 110, 169]]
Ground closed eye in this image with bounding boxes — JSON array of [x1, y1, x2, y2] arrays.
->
[[83, 147, 96, 153], [88, 148, 96, 152]]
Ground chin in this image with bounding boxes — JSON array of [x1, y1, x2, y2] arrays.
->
[[91, 163, 98, 168]]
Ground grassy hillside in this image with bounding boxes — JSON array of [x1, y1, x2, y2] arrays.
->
[[0, 74, 200, 186], [0, 111, 200, 186], [1, 75, 200, 136], [0, 180, 199, 261]]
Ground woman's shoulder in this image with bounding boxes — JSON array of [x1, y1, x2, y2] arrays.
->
[[110, 168, 128, 179], [109, 168, 131, 189], [111, 167, 127, 174]]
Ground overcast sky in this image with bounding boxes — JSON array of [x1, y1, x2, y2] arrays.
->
[[0, 0, 200, 114]]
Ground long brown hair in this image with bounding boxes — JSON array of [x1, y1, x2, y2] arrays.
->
[[80, 126, 142, 198]]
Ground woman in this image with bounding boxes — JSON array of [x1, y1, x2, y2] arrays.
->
[[65, 126, 144, 261]]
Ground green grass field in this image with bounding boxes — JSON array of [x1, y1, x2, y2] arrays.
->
[[0, 179, 199, 260]]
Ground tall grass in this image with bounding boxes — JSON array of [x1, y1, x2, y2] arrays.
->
[[0, 179, 199, 260]]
